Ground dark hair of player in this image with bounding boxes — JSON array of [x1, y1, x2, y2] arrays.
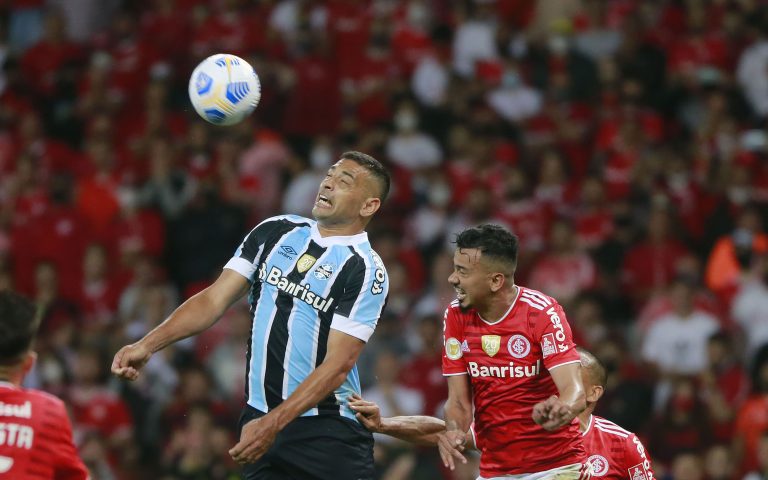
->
[[577, 346, 608, 389], [341, 151, 390, 202], [454, 224, 519, 274], [0, 291, 40, 365]]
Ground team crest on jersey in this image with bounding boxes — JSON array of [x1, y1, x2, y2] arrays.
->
[[297, 254, 317, 273], [589, 455, 609, 477], [507, 334, 531, 359], [445, 337, 463, 360], [629, 465, 648, 480], [481, 335, 501, 357], [313, 264, 334, 280]]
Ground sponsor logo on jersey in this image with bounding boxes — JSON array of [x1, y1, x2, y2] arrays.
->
[[468, 360, 541, 378], [0, 401, 31, 419], [481, 335, 501, 357], [629, 465, 647, 480], [589, 455, 609, 477], [297, 254, 317, 273], [313, 264, 334, 280], [279, 245, 297, 259], [0, 423, 33, 449], [258, 264, 335, 312], [546, 306, 567, 342], [507, 334, 531, 359], [445, 337, 463, 360], [632, 436, 654, 480], [541, 333, 557, 358]]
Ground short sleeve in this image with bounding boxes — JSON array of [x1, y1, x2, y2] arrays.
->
[[330, 253, 388, 342], [224, 215, 306, 281], [622, 434, 654, 480], [533, 301, 579, 370], [442, 306, 467, 376]]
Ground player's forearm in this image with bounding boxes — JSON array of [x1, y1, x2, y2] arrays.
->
[[139, 293, 224, 353], [444, 396, 473, 433], [269, 361, 350, 430], [557, 382, 586, 416], [379, 416, 447, 445]]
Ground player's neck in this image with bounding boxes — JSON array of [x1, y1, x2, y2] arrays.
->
[[578, 405, 597, 433], [316, 220, 365, 238], [0, 367, 21, 387], [478, 286, 518, 323]]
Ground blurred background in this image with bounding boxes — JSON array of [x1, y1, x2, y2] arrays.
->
[[1, 0, 768, 479]]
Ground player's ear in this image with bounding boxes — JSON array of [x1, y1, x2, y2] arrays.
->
[[489, 272, 506, 292], [359, 197, 381, 219], [586, 384, 604, 403], [21, 351, 37, 376]]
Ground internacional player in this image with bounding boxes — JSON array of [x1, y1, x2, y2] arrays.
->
[[0, 291, 89, 479], [350, 347, 656, 480], [439, 224, 588, 479], [111, 151, 390, 480]]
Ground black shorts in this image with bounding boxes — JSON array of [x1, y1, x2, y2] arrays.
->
[[237, 404, 374, 480]]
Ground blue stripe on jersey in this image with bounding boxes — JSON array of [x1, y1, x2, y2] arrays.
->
[[249, 226, 312, 411], [284, 248, 355, 416]]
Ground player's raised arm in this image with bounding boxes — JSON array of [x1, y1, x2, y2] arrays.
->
[[111, 269, 249, 381], [348, 394, 472, 447]]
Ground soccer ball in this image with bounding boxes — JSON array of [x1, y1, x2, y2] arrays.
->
[[188, 54, 261, 126]]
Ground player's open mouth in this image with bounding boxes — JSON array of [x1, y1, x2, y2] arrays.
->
[[454, 288, 466, 301], [316, 195, 332, 208]]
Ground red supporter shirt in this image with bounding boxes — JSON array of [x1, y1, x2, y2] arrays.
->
[[0, 382, 88, 479], [442, 287, 586, 477], [582, 415, 655, 480]]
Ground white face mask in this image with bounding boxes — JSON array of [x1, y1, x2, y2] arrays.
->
[[395, 112, 418, 132], [548, 36, 568, 55], [310, 145, 333, 170], [428, 182, 451, 207]]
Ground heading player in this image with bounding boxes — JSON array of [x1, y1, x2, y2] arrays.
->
[[349, 347, 655, 480], [440, 224, 588, 479], [0, 291, 89, 479], [112, 151, 390, 480]]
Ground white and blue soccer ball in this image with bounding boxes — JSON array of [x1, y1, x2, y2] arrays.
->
[[188, 54, 261, 126]]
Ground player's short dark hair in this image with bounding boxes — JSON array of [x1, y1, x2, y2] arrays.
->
[[0, 292, 40, 365], [341, 151, 390, 201], [577, 346, 607, 389], [454, 224, 519, 273]]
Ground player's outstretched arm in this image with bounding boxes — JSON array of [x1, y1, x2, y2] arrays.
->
[[111, 269, 249, 381], [230, 329, 366, 465], [348, 395, 463, 447], [439, 375, 473, 470], [532, 362, 586, 431]]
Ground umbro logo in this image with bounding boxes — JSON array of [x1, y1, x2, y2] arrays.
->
[[279, 246, 298, 259]]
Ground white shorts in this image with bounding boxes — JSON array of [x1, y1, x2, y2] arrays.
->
[[479, 462, 592, 480]]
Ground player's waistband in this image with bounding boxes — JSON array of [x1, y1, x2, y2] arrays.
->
[[479, 462, 591, 480]]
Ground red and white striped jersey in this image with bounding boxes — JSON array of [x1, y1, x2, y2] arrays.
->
[[582, 415, 655, 480]]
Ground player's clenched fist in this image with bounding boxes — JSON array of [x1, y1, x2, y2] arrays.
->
[[229, 416, 279, 464], [437, 429, 468, 471], [111, 343, 152, 381], [533, 395, 575, 431]]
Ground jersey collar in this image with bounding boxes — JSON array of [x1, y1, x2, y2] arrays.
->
[[581, 414, 593, 436], [478, 286, 520, 325], [311, 222, 369, 247]]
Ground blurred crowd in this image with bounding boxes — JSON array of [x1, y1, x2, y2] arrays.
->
[[1, 0, 768, 479]]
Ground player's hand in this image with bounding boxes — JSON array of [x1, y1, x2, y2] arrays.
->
[[111, 343, 152, 381], [532, 395, 575, 431], [348, 394, 383, 432], [437, 430, 468, 471], [229, 415, 280, 464]]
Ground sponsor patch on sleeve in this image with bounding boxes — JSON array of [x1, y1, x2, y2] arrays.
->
[[541, 333, 557, 357]]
